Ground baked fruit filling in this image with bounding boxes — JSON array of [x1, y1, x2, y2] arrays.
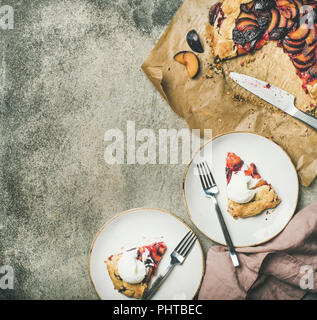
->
[[209, 0, 317, 107], [226, 152, 281, 219], [105, 242, 167, 299]]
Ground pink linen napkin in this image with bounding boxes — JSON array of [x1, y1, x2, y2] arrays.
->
[[198, 202, 317, 300]]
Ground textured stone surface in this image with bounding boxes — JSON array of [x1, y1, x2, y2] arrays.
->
[[0, 0, 316, 300]]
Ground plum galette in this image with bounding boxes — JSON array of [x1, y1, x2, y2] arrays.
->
[[226, 152, 281, 219], [209, 0, 317, 109]]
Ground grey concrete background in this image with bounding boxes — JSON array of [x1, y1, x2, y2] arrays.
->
[[0, 0, 316, 300]]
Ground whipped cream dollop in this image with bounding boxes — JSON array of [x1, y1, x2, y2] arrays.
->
[[227, 165, 259, 204], [117, 251, 146, 284]]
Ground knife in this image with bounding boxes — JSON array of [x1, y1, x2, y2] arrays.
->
[[229, 72, 317, 130]]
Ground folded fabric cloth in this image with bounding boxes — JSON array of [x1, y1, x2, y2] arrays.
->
[[199, 202, 317, 300]]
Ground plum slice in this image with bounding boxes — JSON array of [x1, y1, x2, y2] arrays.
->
[[276, 0, 299, 20], [293, 52, 315, 65], [283, 41, 303, 54], [236, 18, 259, 31], [238, 12, 258, 21], [174, 51, 200, 79], [284, 38, 305, 48], [292, 57, 315, 71], [266, 8, 280, 34], [186, 30, 204, 53], [286, 22, 310, 41]]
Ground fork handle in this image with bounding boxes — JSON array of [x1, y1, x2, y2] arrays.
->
[[211, 196, 240, 268], [142, 263, 175, 300]]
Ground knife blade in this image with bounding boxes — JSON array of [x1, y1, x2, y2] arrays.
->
[[229, 72, 317, 130]]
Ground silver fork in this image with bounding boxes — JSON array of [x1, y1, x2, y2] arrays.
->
[[197, 161, 240, 268], [142, 230, 197, 300]]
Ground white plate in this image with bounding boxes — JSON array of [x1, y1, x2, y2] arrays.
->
[[183, 132, 299, 247], [89, 208, 204, 300]]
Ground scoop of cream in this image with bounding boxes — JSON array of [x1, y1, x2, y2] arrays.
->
[[117, 251, 146, 284], [227, 169, 259, 204]]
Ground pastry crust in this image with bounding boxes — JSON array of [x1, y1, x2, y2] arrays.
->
[[228, 185, 281, 219], [212, 0, 252, 60], [105, 254, 148, 299]]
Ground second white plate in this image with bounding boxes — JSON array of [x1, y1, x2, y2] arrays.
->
[[89, 208, 204, 300], [183, 132, 299, 247]]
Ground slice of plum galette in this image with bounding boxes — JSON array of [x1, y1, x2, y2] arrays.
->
[[226, 152, 281, 219], [105, 242, 167, 299], [209, 0, 317, 109]]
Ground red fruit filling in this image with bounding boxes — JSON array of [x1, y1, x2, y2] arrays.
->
[[226, 152, 244, 184], [244, 163, 262, 179], [137, 242, 167, 271]]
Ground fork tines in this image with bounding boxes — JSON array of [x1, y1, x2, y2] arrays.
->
[[197, 161, 216, 190], [175, 231, 197, 257]]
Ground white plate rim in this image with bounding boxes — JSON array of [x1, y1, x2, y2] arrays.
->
[[183, 131, 299, 248], [88, 207, 206, 300]]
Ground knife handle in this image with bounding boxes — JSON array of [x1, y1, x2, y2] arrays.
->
[[293, 110, 317, 131]]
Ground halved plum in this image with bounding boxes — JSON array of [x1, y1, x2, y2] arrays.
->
[[174, 51, 200, 79], [266, 8, 280, 34], [286, 22, 310, 41], [186, 30, 204, 53], [236, 37, 267, 55], [238, 12, 258, 21], [237, 45, 249, 56], [286, 19, 295, 30]]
